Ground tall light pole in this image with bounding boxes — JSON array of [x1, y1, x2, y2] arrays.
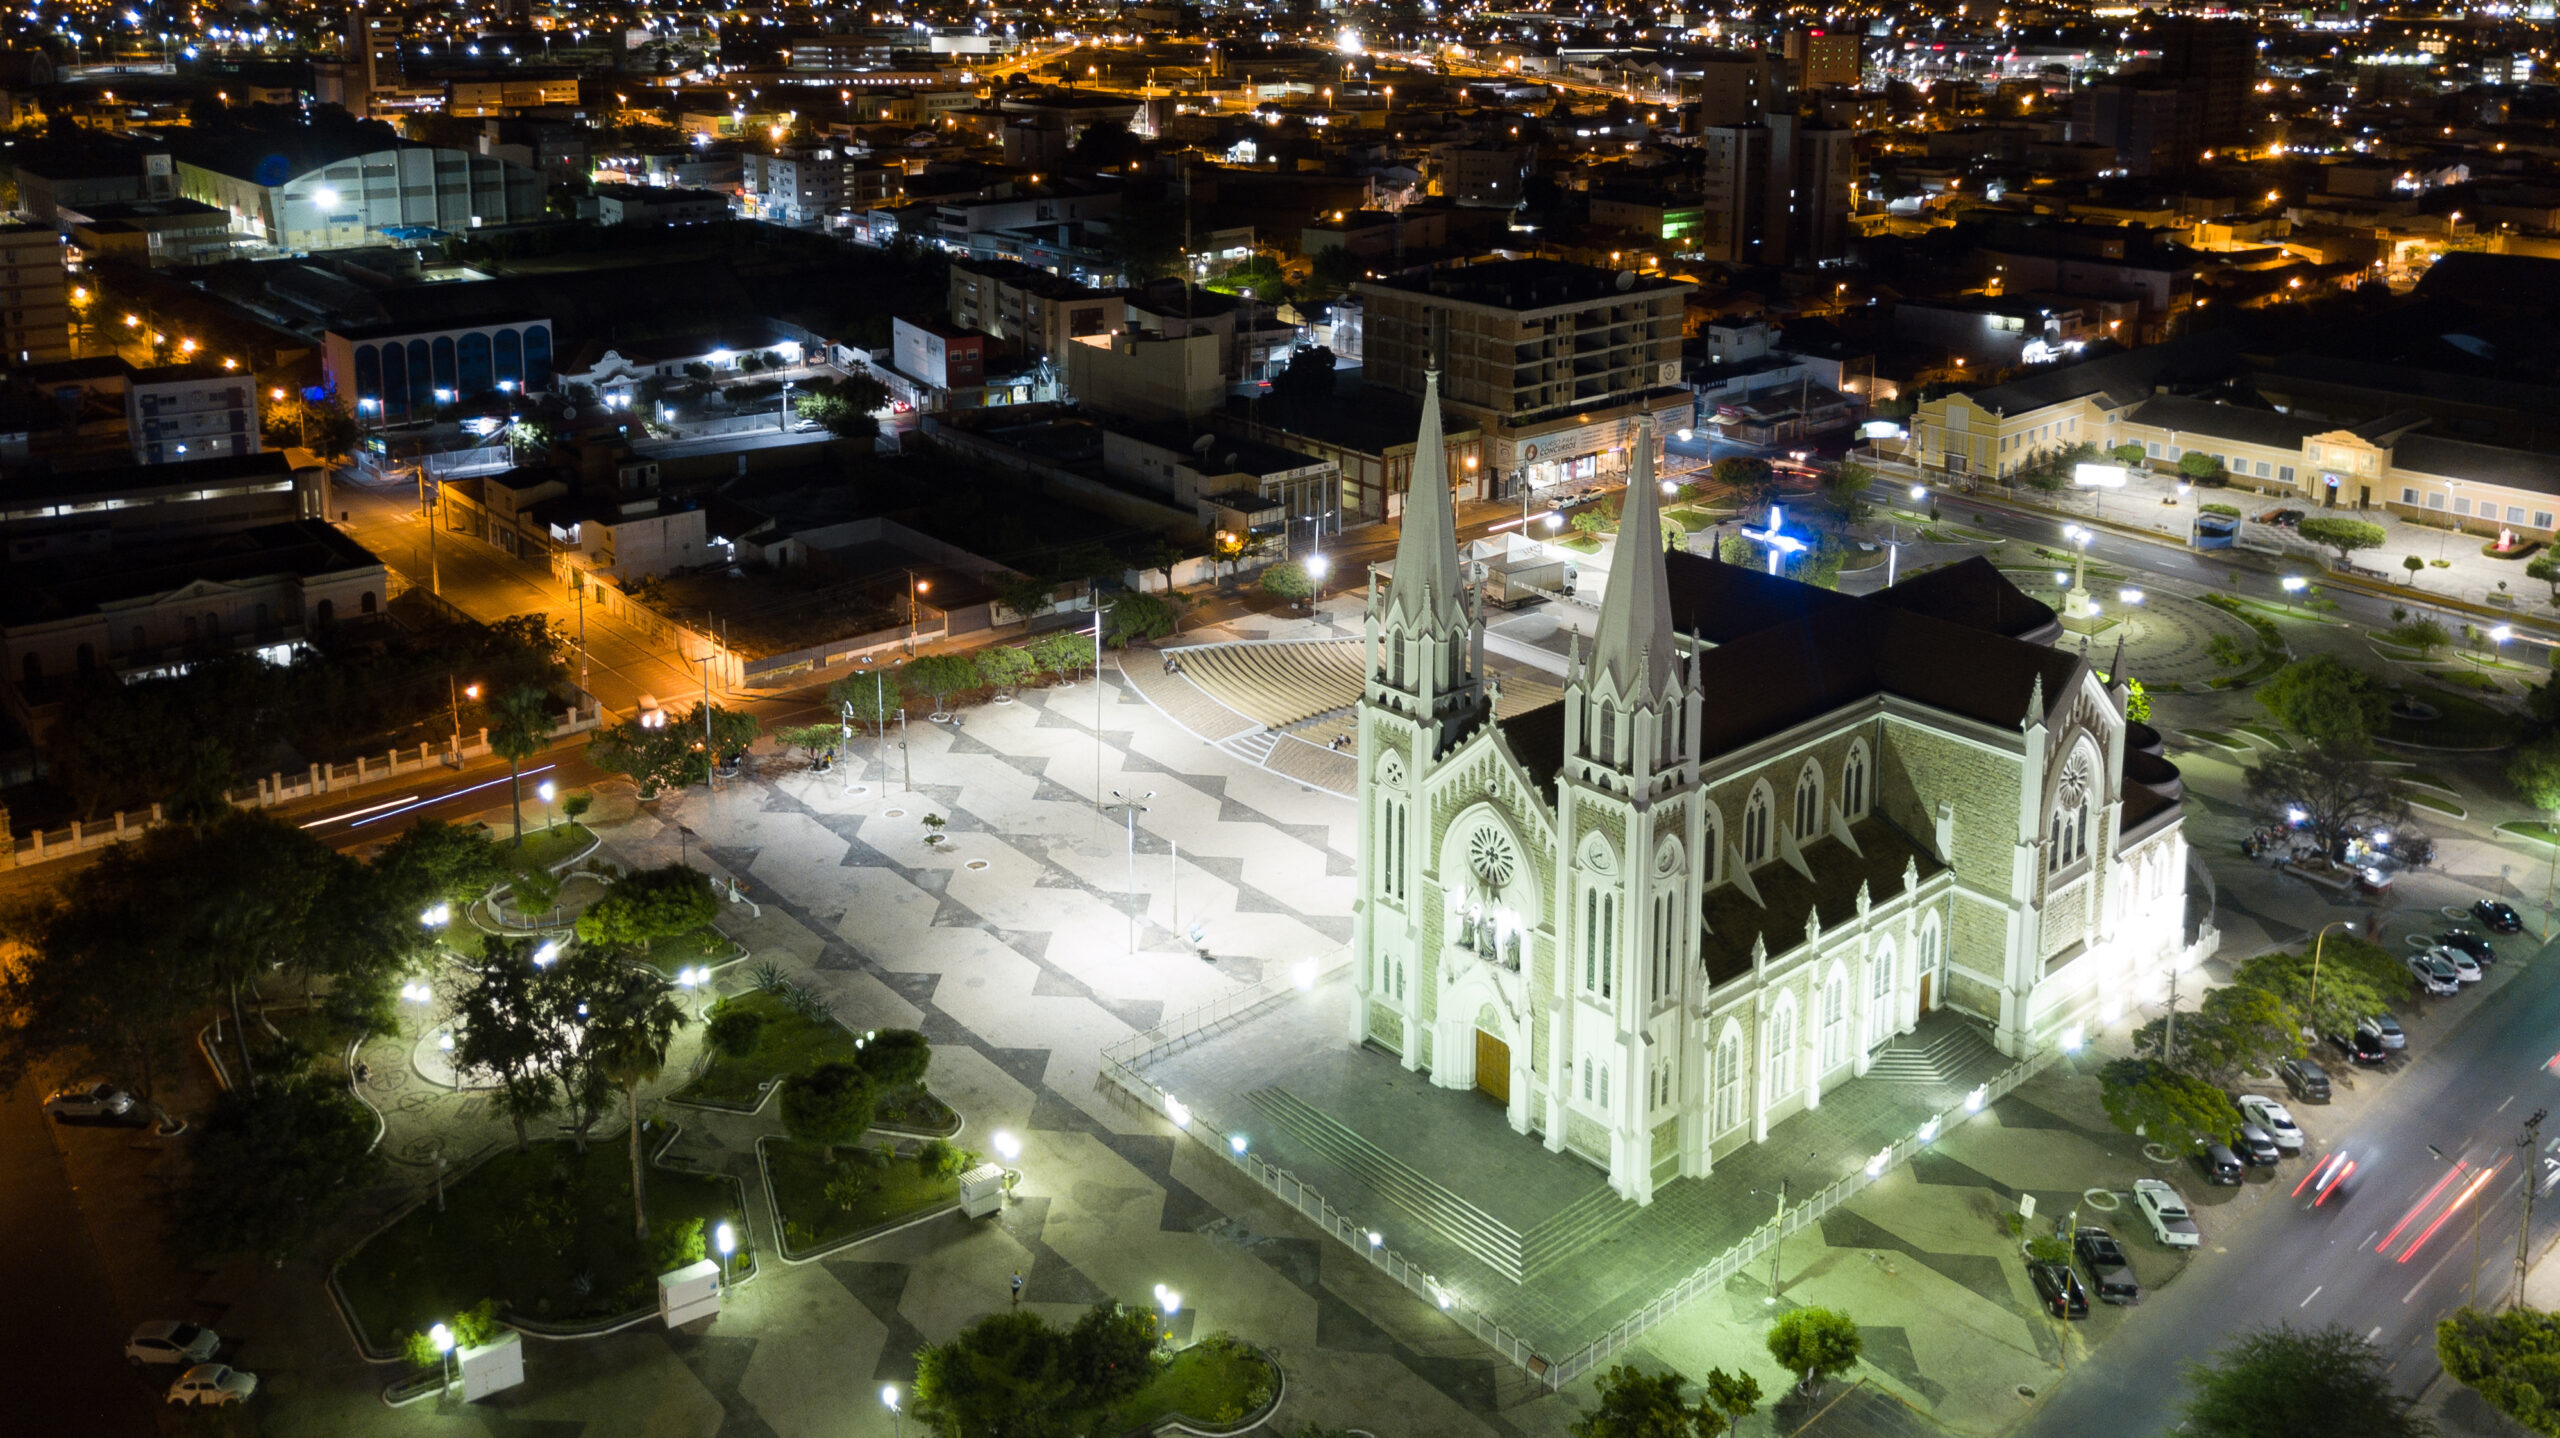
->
[[2307, 920, 2355, 1033], [2062, 525, 2095, 618], [882, 1384, 905, 1438], [2520, 1108, 2549, 1310], [905, 571, 930, 653], [1107, 789, 1153, 952]]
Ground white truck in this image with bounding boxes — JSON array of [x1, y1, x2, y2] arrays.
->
[[2134, 1178, 2201, 1249]]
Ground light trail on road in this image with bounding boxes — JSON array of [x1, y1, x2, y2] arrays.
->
[[339, 763, 558, 829]]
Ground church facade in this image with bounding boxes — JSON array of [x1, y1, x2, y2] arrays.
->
[[1351, 375, 2196, 1204]]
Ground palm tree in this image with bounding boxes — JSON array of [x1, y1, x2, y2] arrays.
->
[[586, 968, 688, 1239], [487, 685, 553, 847]]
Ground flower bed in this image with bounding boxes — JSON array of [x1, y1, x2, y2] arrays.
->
[[674, 988, 867, 1110], [765, 1138, 960, 1258]]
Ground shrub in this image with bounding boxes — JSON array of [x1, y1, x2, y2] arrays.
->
[[651, 1216, 708, 1272], [780, 1062, 877, 1147], [704, 1003, 765, 1059], [858, 1028, 933, 1091]]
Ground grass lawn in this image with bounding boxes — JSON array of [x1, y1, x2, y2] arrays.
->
[[1556, 534, 1602, 554], [505, 822, 596, 872], [258, 1007, 361, 1079], [635, 924, 746, 978], [875, 1083, 962, 1135], [766, 1139, 959, 1256], [2407, 793, 2467, 818], [674, 989, 863, 1109], [335, 1142, 743, 1347], [2387, 686, 2520, 748], [2401, 771, 2462, 796], [2497, 822, 2560, 848], [1095, 1339, 1281, 1433], [2230, 724, 2292, 750], [2420, 666, 2505, 694], [2179, 729, 2251, 753]]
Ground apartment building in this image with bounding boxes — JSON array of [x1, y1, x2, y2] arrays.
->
[[947, 257, 1118, 360], [745, 146, 852, 226], [1696, 113, 1856, 267], [1355, 260, 1692, 497], [0, 221, 70, 366]]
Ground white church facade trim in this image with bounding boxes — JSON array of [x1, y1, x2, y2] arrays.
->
[[1350, 373, 2196, 1205]]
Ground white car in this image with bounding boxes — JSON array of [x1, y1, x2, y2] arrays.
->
[[2134, 1178, 2201, 1249], [43, 1081, 134, 1121], [2237, 1095, 2303, 1152], [2408, 952, 2460, 996], [125, 1321, 219, 1367], [2431, 945, 2483, 984], [166, 1364, 257, 1407]]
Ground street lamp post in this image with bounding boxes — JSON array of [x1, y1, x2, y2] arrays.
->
[[904, 571, 930, 653], [2062, 526, 2095, 618], [449, 679, 480, 750], [1107, 789, 1154, 952], [882, 1384, 905, 1438], [430, 1322, 456, 1393], [714, 1220, 736, 1291], [2307, 920, 2356, 1032]]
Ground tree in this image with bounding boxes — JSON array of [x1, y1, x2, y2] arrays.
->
[[975, 644, 1037, 694], [1572, 509, 1610, 541], [2256, 656, 2391, 752], [2297, 517, 2387, 567], [783, 1061, 878, 1148], [583, 964, 687, 1238], [2207, 633, 2250, 669], [858, 1027, 933, 1091], [1819, 462, 1875, 524], [1309, 243, 1363, 294], [2440, 1306, 2560, 1436], [2383, 618, 2452, 658], [2134, 983, 2301, 1084], [905, 652, 979, 714], [1062, 1301, 1163, 1405], [1032, 629, 1094, 681], [1766, 1307, 1863, 1396], [1106, 590, 1177, 647], [2097, 1057, 2246, 1148], [776, 723, 840, 762], [0, 844, 200, 1129], [2177, 451, 2227, 483], [1573, 1365, 1696, 1438], [588, 713, 704, 798], [1268, 344, 1339, 399], [915, 1307, 1077, 1438], [831, 667, 908, 730], [172, 813, 343, 1084], [1713, 456, 1779, 521], [2110, 443, 2147, 467], [2245, 746, 2409, 870], [793, 373, 891, 439], [1699, 1368, 1762, 1438], [576, 864, 720, 953], [2234, 948, 2393, 1038], [994, 573, 1056, 625], [2186, 1324, 2430, 1438], [453, 937, 564, 1151], [704, 1000, 765, 1058], [372, 818, 513, 915], [2530, 555, 2560, 605], [179, 1074, 381, 1260], [2124, 677, 2151, 724], [2405, 554, 2427, 584], [486, 684, 553, 847], [1260, 560, 1314, 607]]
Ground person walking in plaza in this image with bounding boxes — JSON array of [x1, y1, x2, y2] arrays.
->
[[1010, 1270, 1023, 1305]]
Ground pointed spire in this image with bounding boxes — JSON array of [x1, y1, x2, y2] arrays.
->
[[2024, 672, 2045, 730], [2108, 632, 2127, 689], [1586, 415, 1678, 700], [1383, 368, 1465, 635]]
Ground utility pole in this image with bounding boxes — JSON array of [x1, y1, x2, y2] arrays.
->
[[2520, 1108, 2549, 1310], [701, 654, 715, 790], [2161, 963, 2180, 1064]]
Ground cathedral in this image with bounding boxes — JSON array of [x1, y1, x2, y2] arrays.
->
[[1350, 373, 2196, 1205]]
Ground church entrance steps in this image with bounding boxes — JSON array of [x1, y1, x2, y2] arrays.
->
[[1516, 1182, 1641, 1280], [1220, 729, 1280, 764], [1862, 1016, 2000, 1084], [1247, 1085, 1530, 1282]]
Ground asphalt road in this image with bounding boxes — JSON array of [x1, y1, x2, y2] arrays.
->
[[0, 1077, 159, 1436], [2023, 936, 2560, 1437]]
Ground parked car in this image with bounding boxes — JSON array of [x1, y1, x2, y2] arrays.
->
[[2430, 945, 2483, 984], [2436, 930, 2494, 963], [2198, 1139, 2245, 1185], [2474, 899, 2525, 934], [2295, 1150, 2360, 1207], [2279, 1057, 2333, 1102], [2236, 1123, 2284, 1166], [2355, 866, 2394, 896], [2328, 1028, 2390, 1067], [2238, 1095, 2303, 1151], [42, 1081, 135, 1122], [124, 1322, 219, 1368], [166, 1365, 257, 1407], [2407, 953, 2460, 996], [2135, 1179, 2202, 1248], [2358, 1014, 2406, 1051], [2272, 509, 2306, 527], [2074, 1226, 2141, 1303], [2029, 1259, 2090, 1318]]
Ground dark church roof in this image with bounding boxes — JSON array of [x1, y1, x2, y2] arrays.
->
[[1494, 555, 2079, 805], [1700, 818, 1942, 985]]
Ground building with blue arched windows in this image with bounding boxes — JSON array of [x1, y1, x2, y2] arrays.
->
[[322, 317, 555, 425]]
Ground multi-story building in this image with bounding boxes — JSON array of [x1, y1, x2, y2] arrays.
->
[[323, 316, 557, 425], [172, 129, 546, 253], [947, 257, 1118, 360], [1687, 50, 1779, 127], [1429, 144, 1531, 208], [744, 145, 852, 226], [1355, 260, 1691, 499], [591, 183, 730, 227], [1696, 113, 1856, 267], [890, 316, 988, 407], [1352, 393, 2194, 1204], [1790, 30, 1864, 90], [127, 363, 258, 465], [2069, 81, 2185, 178], [8, 133, 176, 224], [62, 199, 233, 269], [2145, 16, 2256, 160], [0, 221, 71, 366]]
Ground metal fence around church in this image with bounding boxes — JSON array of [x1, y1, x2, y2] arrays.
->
[[1099, 956, 2068, 1393]]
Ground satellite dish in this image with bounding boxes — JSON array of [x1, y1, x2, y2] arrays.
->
[[1192, 433, 1215, 456], [1615, 270, 1637, 292], [562, 406, 579, 419]]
